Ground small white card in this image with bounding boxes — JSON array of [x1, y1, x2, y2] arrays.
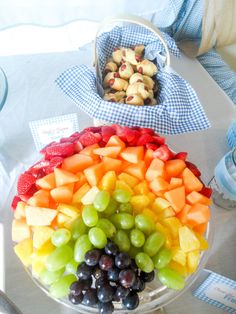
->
[[29, 113, 79, 151], [193, 271, 236, 313]]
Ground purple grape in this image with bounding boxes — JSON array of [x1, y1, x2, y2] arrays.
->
[[70, 281, 83, 296], [98, 301, 114, 314], [82, 288, 98, 306], [80, 277, 93, 290], [77, 262, 93, 280], [130, 259, 139, 273], [119, 269, 136, 288], [115, 252, 131, 269], [93, 267, 107, 280], [132, 277, 145, 292], [97, 284, 115, 303], [107, 268, 120, 282], [140, 270, 155, 282], [85, 249, 102, 266], [68, 292, 83, 304], [99, 255, 114, 271], [104, 241, 118, 256], [95, 276, 109, 289], [115, 285, 130, 300], [122, 291, 139, 310]]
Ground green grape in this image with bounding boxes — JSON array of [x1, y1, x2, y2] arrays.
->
[[114, 230, 130, 252], [50, 274, 76, 298], [39, 268, 65, 286], [119, 203, 133, 214], [128, 245, 142, 259], [102, 198, 118, 217], [135, 214, 156, 235], [66, 259, 80, 275], [135, 252, 154, 273], [51, 228, 71, 247], [157, 267, 185, 290], [153, 248, 172, 269], [70, 217, 88, 240], [96, 218, 116, 238], [74, 234, 93, 263], [112, 189, 131, 203], [46, 245, 73, 272], [143, 232, 165, 257], [110, 213, 134, 230], [88, 227, 107, 249], [130, 228, 145, 248], [82, 205, 98, 227], [93, 191, 110, 212]]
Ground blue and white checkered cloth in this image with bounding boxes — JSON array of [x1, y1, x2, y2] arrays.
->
[[56, 25, 210, 135]]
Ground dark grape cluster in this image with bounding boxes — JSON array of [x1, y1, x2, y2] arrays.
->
[[68, 241, 155, 313]]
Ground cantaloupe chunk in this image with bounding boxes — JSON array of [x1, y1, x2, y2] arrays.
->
[[100, 171, 117, 192], [25, 206, 57, 226], [58, 203, 80, 219], [102, 157, 122, 172], [176, 204, 191, 224], [186, 191, 212, 206], [14, 238, 33, 266], [50, 183, 74, 203], [27, 189, 50, 208], [79, 143, 100, 161], [124, 161, 146, 180], [36, 173, 56, 190], [182, 168, 203, 193], [12, 219, 31, 243], [169, 177, 183, 189], [120, 146, 144, 164], [186, 203, 210, 227], [62, 154, 94, 173], [93, 146, 122, 158], [145, 158, 165, 181], [14, 201, 26, 219], [179, 226, 200, 252], [149, 177, 169, 195], [118, 172, 139, 188], [84, 163, 104, 186], [164, 186, 185, 213], [144, 149, 153, 167], [33, 226, 54, 249], [54, 168, 79, 187], [165, 159, 186, 177], [106, 135, 126, 149], [81, 186, 100, 205], [72, 183, 90, 204], [74, 172, 87, 191], [193, 223, 208, 236]]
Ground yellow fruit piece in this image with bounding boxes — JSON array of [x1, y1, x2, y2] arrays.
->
[[195, 233, 209, 250], [156, 222, 172, 249], [12, 219, 31, 243], [32, 260, 45, 277], [133, 181, 149, 195], [179, 226, 200, 252], [58, 204, 80, 219], [118, 172, 139, 188], [31, 242, 55, 263], [162, 217, 182, 239], [81, 186, 100, 205], [142, 208, 158, 223], [168, 261, 189, 277], [14, 238, 33, 266], [116, 180, 134, 195], [100, 171, 117, 191], [156, 207, 175, 220], [187, 250, 200, 273], [72, 183, 90, 204], [130, 195, 150, 212], [14, 201, 26, 219], [33, 226, 54, 249], [147, 192, 156, 203], [171, 246, 187, 266], [25, 206, 57, 226], [63, 217, 79, 230], [152, 197, 171, 213], [56, 212, 71, 227]]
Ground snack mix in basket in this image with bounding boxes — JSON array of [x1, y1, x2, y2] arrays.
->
[[11, 125, 211, 313], [103, 45, 158, 106]]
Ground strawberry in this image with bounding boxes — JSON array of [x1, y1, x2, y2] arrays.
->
[[153, 145, 174, 161], [139, 127, 155, 135], [101, 126, 116, 142], [136, 133, 154, 146], [146, 143, 159, 151], [174, 152, 188, 161], [59, 137, 76, 143], [45, 157, 63, 174], [79, 132, 102, 147], [200, 186, 212, 198], [185, 161, 201, 177], [152, 136, 166, 145], [123, 127, 140, 145], [11, 196, 21, 210], [18, 185, 38, 203], [70, 132, 80, 138], [30, 160, 50, 170], [17, 172, 36, 195], [83, 126, 102, 133], [112, 124, 127, 142], [45, 142, 75, 158], [74, 140, 83, 153]]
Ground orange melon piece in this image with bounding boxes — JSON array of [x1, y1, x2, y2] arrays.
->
[[12, 219, 31, 242], [118, 172, 139, 188], [93, 146, 122, 158], [176, 204, 191, 224], [186, 191, 212, 206], [62, 154, 94, 173], [79, 143, 100, 161], [182, 168, 203, 193], [120, 146, 144, 164], [50, 183, 74, 203], [145, 158, 165, 182], [165, 159, 186, 177], [106, 135, 126, 149], [25, 205, 57, 226], [84, 163, 104, 186], [27, 189, 50, 208], [149, 177, 169, 195], [74, 172, 87, 192], [54, 168, 79, 187], [169, 177, 183, 189], [72, 183, 90, 204], [144, 149, 153, 167], [102, 157, 122, 172], [124, 161, 146, 180], [186, 203, 210, 227], [14, 201, 26, 219], [164, 186, 185, 213], [36, 173, 56, 190], [193, 223, 208, 236]]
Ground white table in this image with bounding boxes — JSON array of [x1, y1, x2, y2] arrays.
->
[[0, 47, 236, 314]]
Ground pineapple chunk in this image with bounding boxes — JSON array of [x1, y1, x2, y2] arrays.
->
[[58, 204, 80, 219], [162, 217, 182, 239], [33, 226, 54, 249], [100, 171, 117, 191], [130, 195, 150, 212], [118, 172, 139, 188], [14, 238, 33, 266], [171, 246, 187, 266], [81, 186, 100, 205], [133, 181, 149, 195], [187, 250, 200, 273], [179, 226, 200, 252], [152, 197, 171, 213], [72, 183, 90, 204], [116, 180, 134, 195]]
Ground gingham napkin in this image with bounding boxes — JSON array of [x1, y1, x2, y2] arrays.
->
[[56, 25, 210, 135]]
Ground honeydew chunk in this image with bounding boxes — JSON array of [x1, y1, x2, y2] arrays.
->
[[12, 219, 31, 243], [25, 206, 57, 226]]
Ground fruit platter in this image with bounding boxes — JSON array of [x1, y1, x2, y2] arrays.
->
[[11, 125, 212, 314]]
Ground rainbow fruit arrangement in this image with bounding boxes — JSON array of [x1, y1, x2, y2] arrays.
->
[[11, 125, 212, 313]]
